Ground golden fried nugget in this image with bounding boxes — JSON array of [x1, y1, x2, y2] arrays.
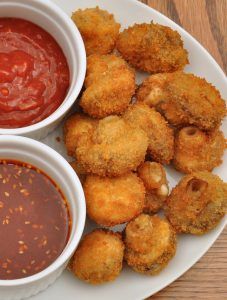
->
[[72, 7, 120, 56], [64, 113, 97, 156], [124, 214, 176, 275], [72, 229, 124, 284], [165, 172, 227, 234], [174, 127, 226, 173], [84, 172, 145, 226], [70, 161, 87, 185], [76, 116, 149, 177], [124, 103, 174, 164], [137, 72, 226, 130], [116, 22, 188, 73], [80, 54, 135, 118], [138, 162, 169, 213]]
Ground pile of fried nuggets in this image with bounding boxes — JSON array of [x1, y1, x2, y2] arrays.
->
[[65, 7, 227, 284]]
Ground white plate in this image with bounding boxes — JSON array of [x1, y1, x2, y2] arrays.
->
[[32, 0, 227, 299]]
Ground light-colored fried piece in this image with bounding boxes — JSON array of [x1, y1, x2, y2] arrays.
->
[[84, 172, 145, 226], [137, 72, 226, 130], [116, 22, 188, 73], [174, 126, 226, 173], [63, 113, 96, 156], [165, 172, 227, 234], [71, 229, 124, 284], [76, 116, 149, 177], [70, 161, 87, 185], [80, 54, 135, 118], [124, 214, 176, 275], [71, 7, 120, 56], [124, 103, 174, 164]]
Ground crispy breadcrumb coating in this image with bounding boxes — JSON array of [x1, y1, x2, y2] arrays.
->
[[165, 172, 227, 234], [70, 161, 87, 185], [124, 214, 176, 275], [137, 72, 226, 130], [72, 7, 120, 56], [80, 54, 135, 118], [174, 127, 226, 173], [72, 229, 124, 284], [116, 22, 188, 73], [124, 103, 174, 164], [84, 172, 145, 226]]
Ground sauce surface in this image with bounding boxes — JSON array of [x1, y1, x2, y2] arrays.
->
[[0, 18, 70, 128], [0, 160, 70, 280]]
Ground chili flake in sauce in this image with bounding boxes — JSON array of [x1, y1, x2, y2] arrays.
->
[[0, 160, 70, 280]]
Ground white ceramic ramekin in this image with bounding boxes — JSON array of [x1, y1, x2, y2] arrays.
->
[[0, 135, 86, 300], [0, 0, 86, 140]]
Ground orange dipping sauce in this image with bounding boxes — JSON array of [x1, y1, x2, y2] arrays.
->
[[0, 18, 70, 128]]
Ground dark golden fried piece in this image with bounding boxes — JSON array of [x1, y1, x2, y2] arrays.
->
[[174, 127, 226, 173], [124, 103, 174, 164], [84, 172, 145, 226], [80, 54, 135, 118], [124, 214, 176, 275], [76, 116, 149, 177], [138, 162, 169, 213], [71, 7, 120, 56], [63, 113, 97, 156], [165, 172, 227, 234], [137, 72, 226, 130], [116, 22, 188, 73], [70, 161, 87, 185], [72, 229, 124, 284]]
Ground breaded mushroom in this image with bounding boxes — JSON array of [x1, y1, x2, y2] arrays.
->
[[76, 116, 149, 177], [71, 229, 124, 284], [165, 172, 227, 234], [70, 161, 87, 185], [138, 162, 169, 213], [137, 72, 226, 130], [64, 112, 97, 156], [124, 214, 176, 275], [80, 54, 135, 118], [84, 172, 145, 226], [174, 126, 226, 173], [116, 22, 188, 73], [71, 7, 120, 56], [124, 103, 174, 164]]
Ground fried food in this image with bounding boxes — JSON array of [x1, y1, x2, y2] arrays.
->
[[76, 115, 149, 177], [124, 103, 174, 164], [124, 214, 176, 275], [64, 112, 97, 156], [137, 72, 226, 130], [138, 162, 169, 213], [80, 54, 135, 118], [71, 229, 124, 284], [71, 7, 120, 56], [84, 172, 145, 226], [70, 161, 87, 185], [165, 172, 227, 234], [174, 127, 226, 173], [116, 22, 188, 73]]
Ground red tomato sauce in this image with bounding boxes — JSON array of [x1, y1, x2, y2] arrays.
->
[[0, 160, 71, 280], [0, 18, 70, 128]]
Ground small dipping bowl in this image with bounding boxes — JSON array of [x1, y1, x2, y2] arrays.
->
[[0, 135, 86, 300], [0, 0, 86, 140]]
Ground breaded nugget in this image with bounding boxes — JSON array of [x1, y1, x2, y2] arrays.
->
[[76, 116, 149, 177], [71, 7, 120, 56], [64, 113, 97, 156], [124, 103, 174, 164], [124, 214, 176, 275], [70, 161, 87, 185], [174, 127, 226, 173], [116, 22, 188, 73], [137, 72, 226, 130], [165, 172, 227, 234], [80, 54, 135, 118], [138, 162, 169, 213], [84, 172, 145, 226], [72, 229, 124, 284]]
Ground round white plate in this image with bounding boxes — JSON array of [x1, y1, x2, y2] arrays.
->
[[32, 0, 227, 299]]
